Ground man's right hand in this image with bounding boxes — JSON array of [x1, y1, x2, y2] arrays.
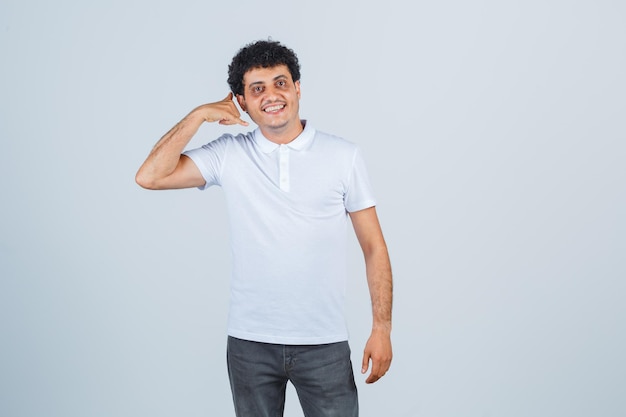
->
[[198, 93, 249, 126]]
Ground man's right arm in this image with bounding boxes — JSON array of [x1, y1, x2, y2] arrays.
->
[[135, 93, 248, 190]]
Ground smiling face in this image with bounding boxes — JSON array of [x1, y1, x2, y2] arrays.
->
[[236, 64, 303, 144]]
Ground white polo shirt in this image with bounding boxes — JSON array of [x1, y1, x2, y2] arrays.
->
[[184, 121, 376, 344]]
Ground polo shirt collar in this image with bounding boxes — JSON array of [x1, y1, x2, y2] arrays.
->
[[253, 120, 315, 153]]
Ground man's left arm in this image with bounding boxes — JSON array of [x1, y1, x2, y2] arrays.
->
[[350, 206, 393, 384]]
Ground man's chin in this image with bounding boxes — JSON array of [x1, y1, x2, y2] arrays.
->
[[258, 118, 290, 131]]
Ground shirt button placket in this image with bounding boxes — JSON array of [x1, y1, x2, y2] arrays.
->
[[279, 145, 290, 192]]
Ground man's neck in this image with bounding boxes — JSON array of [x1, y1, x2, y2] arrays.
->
[[260, 120, 305, 145]]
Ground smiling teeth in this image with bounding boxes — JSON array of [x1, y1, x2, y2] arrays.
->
[[264, 105, 284, 112]]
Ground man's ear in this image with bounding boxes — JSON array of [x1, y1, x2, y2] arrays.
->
[[236, 94, 247, 112], [295, 80, 301, 99]]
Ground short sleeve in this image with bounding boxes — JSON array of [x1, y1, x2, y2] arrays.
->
[[183, 135, 231, 190], [344, 147, 377, 212]]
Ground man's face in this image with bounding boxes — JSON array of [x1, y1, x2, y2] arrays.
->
[[237, 64, 301, 134]]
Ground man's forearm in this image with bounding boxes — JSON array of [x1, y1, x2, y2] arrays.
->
[[349, 207, 393, 331], [360, 237, 393, 384], [365, 246, 393, 332], [136, 110, 204, 187]]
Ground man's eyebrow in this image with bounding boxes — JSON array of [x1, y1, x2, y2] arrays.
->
[[247, 74, 289, 87]]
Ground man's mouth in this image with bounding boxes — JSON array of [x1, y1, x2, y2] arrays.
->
[[263, 104, 285, 113]]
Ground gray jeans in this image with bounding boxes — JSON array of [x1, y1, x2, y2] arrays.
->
[[226, 336, 359, 417]]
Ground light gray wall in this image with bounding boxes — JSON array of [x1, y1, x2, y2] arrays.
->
[[1, 1, 624, 416]]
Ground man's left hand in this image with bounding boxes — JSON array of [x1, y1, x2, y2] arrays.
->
[[361, 329, 392, 384]]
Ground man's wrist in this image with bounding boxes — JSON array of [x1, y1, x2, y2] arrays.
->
[[371, 322, 392, 334]]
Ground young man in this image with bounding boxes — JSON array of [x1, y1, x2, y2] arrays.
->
[[136, 40, 392, 417]]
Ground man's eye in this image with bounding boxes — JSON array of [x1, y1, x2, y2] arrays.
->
[[277, 80, 286, 87], [253, 86, 263, 93]]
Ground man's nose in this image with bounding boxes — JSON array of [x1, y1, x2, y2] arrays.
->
[[264, 85, 282, 100]]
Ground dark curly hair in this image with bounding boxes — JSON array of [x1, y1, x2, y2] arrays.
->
[[227, 40, 301, 96]]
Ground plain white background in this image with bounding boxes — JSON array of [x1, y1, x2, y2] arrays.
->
[[1, 1, 624, 416]]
